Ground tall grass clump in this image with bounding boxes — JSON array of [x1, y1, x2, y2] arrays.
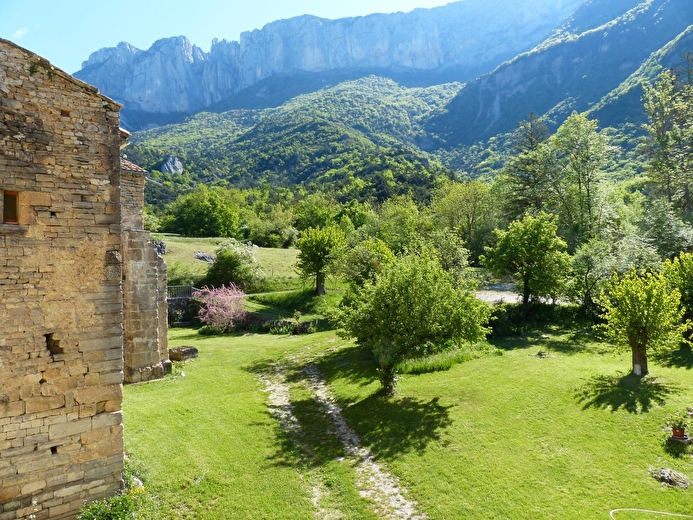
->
[[396, 343, 501, 374]]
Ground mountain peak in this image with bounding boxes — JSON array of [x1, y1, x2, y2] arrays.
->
[[74, 0, 583, 127]]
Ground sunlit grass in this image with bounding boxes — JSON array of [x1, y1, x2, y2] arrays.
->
[[156, 234, 300, 287], [124, 321, 693, 518], [396, 343, 502, 374]]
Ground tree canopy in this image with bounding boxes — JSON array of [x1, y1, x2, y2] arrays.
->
[[296, 226, 347, 295], [482, 212, 571, 306], [599, 269, 690, 376], [338, 251, 490, 395]]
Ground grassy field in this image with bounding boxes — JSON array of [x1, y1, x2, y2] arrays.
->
[[123, 310, 693, 519], [157, 234, 300, 288]]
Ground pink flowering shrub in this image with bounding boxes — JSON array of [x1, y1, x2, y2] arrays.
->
[[193, 284, 248, 332]]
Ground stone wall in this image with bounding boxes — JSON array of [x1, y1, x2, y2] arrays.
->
[[120, 169, 170, 383], [0, 39, 124, 519]]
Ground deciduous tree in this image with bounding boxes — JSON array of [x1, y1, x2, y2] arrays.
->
[[335, 238, 395, 288], [481, 212, 571, 307], [599, 269, 689, 377], [430, 180, 495, 261], [296, 226, 346, 295], [552, 111, 609, 246], [338, 252, 490, 395], [501, 113, 557, 220], [663, 252, 693, 322], [167, 185, 241, 238]]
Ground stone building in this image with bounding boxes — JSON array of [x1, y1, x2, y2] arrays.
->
[[0, 38, 168, 519]]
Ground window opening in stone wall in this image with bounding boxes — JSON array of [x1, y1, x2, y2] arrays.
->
[[45, 333, 63, 358], [3, 191, 18, 223]]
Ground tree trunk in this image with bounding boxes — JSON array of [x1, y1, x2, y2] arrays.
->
[[315, 272, 326, 296], [631, 344, 649, 377], [379, 364, 397, 397], [522, 276, 531, 308]]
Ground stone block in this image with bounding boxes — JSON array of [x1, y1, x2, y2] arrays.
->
[[91, 411, 122, 429], [0, 484, 20, 502], [169, 346, 199, 361], [48, 417, 92, 439], [21, 478, 46, 495], [25, 395, 65, 413]]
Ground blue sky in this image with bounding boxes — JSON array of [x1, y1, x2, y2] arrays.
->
[[0, 0, 453, 74]]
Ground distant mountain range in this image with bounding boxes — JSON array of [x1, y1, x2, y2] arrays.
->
[[75, 0, 584, 129], [73, 0, 693, 197]]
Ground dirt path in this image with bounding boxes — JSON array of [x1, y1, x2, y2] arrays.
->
[[475, 283, 521, 304], [303, 363, 426, 520], [259, 361, 426, 519]]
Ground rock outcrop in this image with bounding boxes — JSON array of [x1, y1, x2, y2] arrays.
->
[[75, 0, 584, 121], [161, 154, 184, 174]]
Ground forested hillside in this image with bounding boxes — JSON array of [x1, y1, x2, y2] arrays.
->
[[127, 77, 461, 205], [426, 0, 693, 147], [124, 0, 693, 200]]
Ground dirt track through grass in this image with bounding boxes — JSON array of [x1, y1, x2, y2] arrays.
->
[[260, 359, 426, 519]]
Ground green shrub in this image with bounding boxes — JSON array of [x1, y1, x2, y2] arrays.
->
[[77, 492, 138, 520], [204, 240, 263, 291]]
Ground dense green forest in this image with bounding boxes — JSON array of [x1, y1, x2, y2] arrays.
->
[[137, 57, 693, 318]]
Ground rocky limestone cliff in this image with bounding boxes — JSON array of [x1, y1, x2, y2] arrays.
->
[[75, 0, 583, 119], [426, 0, 693, 146], [161, 155, 184, 174]]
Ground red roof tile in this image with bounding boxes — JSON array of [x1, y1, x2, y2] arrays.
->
[[120, 157, 148, 173]]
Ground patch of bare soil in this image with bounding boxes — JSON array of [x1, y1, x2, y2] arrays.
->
[[475, 283, 521, 304]]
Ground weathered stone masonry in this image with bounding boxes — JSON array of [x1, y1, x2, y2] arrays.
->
[[0, 39, 168, 519], [120, 158, 170, 384]]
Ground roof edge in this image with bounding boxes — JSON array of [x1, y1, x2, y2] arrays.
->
[[0, 37, 124, 111]]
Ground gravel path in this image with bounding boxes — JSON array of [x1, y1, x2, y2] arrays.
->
[[303, 364, 427, 520], [259, 360, 426, 519]]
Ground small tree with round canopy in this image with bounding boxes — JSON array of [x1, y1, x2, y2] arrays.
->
[[599, 269, 690, 377]]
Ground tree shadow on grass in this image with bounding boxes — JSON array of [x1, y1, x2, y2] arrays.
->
[[574, 372, 680, 413], [341, 394, 453, 462], [255, 393, 453, 469], [661, 435, 692, 459], [313, 344, 379, 388], [652, 344, 693, 370], [490, 329, 602, 356], [245, 354, 453, 468]]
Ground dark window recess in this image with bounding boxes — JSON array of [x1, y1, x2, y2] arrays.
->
[[45, 333, 63, 357], [3, 191, 18, 223]]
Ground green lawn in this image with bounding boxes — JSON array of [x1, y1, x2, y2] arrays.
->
[[157, 235, 300, 287], [124, 324, 693, 518]]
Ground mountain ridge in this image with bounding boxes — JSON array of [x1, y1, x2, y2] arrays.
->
[[75, 0, 583, 127], [425, 0, 693, 147]]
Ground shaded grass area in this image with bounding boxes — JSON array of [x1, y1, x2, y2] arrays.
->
[[575, 372, 680, 414], [125, 320, 693, 519]]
